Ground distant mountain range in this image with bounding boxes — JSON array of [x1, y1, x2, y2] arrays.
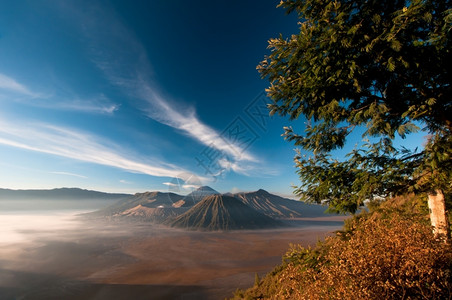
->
[[0, 188, 131, 210], [85, 186, 328, 231], [1, 186, 330, 231], [0, 187, 130, 201]]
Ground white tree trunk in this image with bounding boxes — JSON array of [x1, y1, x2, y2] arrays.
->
[[427, 189, 450, 241]]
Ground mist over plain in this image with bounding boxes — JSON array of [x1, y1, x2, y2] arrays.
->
[[0, 193, 345, 300]]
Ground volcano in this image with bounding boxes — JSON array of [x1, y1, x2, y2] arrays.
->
[[172, 186, 220, 208], [168, 194, 280, 231], [234, 189, 327, 219], [85, 191, 184, 219], [116, 204, 188, 223]]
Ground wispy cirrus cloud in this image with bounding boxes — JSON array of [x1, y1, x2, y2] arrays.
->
[[62, 2, 259, 170], [182, 184, 201, 190], [0, 118, 195, 180], [0, 73, 41, 98], [0, 73, 118, 115], [51, 171, 88, 179], [137, 85, 257, 162], [59, 101, 118, 114], [35, 95, 119, 115]]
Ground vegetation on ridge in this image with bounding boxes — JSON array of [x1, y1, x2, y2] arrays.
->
[[232, 195, 452, 299], [242, 0, 452, 296]]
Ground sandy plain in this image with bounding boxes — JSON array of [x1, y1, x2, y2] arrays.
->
[[0, 215, 346, 300]]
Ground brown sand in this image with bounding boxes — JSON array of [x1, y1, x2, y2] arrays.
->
[[0, 217, 346, 299]]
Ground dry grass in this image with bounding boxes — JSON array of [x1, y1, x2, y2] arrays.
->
[[233, 195, 452, 299]]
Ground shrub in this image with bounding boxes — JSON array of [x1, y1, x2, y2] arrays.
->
[[292, 215, 452, 299], [232, 198, 452, 299]]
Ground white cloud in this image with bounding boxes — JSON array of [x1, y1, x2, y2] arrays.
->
[[51, 171, 88, 179], [62, 2, 259, 174], [182, 184, 201, 190], [0, 119, 198, 180], [218, 158, 250, 175], [0, 72, 118, 115], [0, 73, 40, 97], [138, 86, 257, 163], [41, 95, 119, 114], [217, 157, 281, 178], [35, 91, 119, 114], [230, 187, 243, 194]]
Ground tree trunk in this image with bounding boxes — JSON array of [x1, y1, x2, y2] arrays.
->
[[427, 189, 450, 242]]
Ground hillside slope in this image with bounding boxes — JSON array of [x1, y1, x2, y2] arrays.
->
[[234, 189, 327, 218], [85, 191, 183, 218], [169, 194, 281, 231], [172, 186, 220, 208], [231, 196, 452, 299], [116, 205, 188, 223]]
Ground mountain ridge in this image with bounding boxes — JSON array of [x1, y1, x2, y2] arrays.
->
[[85, 191, 184, 218], [168, 194, 281, 231], [0, 187, 131, 201], [2, 186, 329, 224], [233, 190, 327, 219], [175, 185, 220, 207]]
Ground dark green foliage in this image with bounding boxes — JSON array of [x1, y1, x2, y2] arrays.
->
[[282, 243, 325, 272], [258, 0, 452, 213]]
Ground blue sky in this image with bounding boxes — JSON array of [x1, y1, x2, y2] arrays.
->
[[0, 1, 424, 196], [0, 0, 303, 195]]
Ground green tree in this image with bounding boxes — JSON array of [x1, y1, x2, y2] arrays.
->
[[258, 0, 451, 239]]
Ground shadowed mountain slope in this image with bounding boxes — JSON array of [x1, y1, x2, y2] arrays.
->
[[86, 191, 184, 218], [168, 194, 281, 231], [234, 189, 326, 219], [115, 205, 188, 223], [234, 189, 327, 218], [173, 186, 220, 208]]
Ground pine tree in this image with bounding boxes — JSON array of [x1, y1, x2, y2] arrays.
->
[[258, 0, 451, 240]]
